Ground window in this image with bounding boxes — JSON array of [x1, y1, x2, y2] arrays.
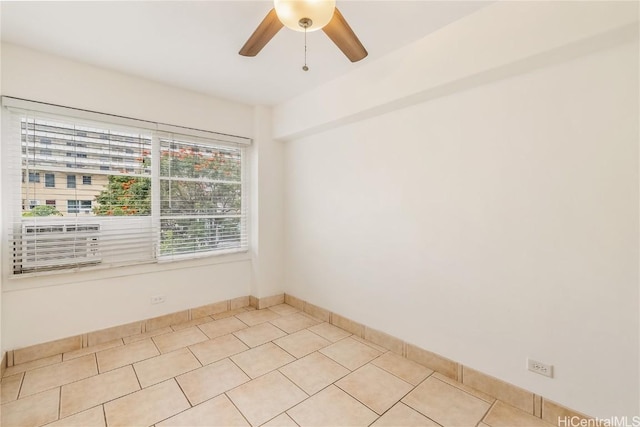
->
[[67, 200, 79, 213], [28, 172, 40, 183], [159, 138, 245, 257], [28, 200, 39, 209], [5, 97, 250, 275], [40, 149, 52, 157], [68, 200, 92, 213]]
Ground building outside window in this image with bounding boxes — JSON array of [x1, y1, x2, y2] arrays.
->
[[28, 172, 40, 183], [82, 175, 92, 185], [67, 175, 76, 188], [67, 200, 91, 213], [45, 173, 55, 188]]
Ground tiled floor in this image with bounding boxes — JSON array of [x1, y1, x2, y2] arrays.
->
[[0, 304, 555, 427]]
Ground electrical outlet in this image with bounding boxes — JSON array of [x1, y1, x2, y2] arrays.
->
[[150, 295, 165, 305], [527, 358, 553, 378]]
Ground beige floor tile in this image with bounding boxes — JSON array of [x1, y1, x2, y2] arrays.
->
[[122, 326, 173, 344], [484, 400, 555, 427], [232, 343, 296, 379], [319, 337, 382, 370], [302, 303, 331, 322], [146, 311, 190, 332], [176, 358, 250, 406], [0, 388, 59, 427], [307, 322, 351, 342], [45, 406, 105, 427], [433, 372, 495, 404], [3, 354, 62, 378], [279, 352, 350, 395], [463, 367, 533, 413], [14, 336, 82, 365], [189, 334, 249, 365], [152, 327, 208, 354], [133, 347, 201, 388], [270, 313, 319, 334], [267, 304, 300, 316], [233, 323, 288, 348], [157, 394, 249, 427], [262, 413, 299, 426], [236, 309, 281, 326], [274, 330, 331, 358], [20, 354, 97, 398], [364, 328, 404, 355], [212, 308, 248, 320], [88, 322, 142, 347], [230, 296, 250, 310], [402, 376, 491, 427], [198, 317, 248, 339], [406, 344, 459, 380], [372, 352, 433, 386], [1, 373, 24, 403], [336, 364, 413, 415], [540, 399, 593, 425], [352, 336, 389, 353], [60, 365, 139, 418], [171, 316, 214, 331], [287, 384, 378, 427], [63, 339, 123, 361], [104, 379, 190, 427], [331, 314, 365, 338], [371, 402, 440, 426], [228, 371, 307, 426], [192, 301, 229, 319], [96, 338, 159, 373]]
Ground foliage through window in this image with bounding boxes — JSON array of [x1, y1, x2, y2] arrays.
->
[[159, 138, 243, 256]]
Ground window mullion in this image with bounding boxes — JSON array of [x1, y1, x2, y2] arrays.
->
[[151, 133, 161, 259]]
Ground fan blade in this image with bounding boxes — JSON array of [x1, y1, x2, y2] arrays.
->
[[322, 8, 368, 62], [239, 8, 283, 57]]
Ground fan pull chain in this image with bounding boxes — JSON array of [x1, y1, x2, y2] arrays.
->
[[302, 26, 309, 72]]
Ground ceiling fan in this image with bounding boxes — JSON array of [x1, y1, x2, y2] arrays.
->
[[239, 0, 368, 67]]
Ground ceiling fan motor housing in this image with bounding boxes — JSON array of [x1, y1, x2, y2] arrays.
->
[[274, 0, 336, 32]]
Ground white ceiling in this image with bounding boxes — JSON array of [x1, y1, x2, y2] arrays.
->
[[1, 1, 490, 106]]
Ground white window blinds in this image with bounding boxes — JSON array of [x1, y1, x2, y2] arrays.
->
[[3, 97, 250, 275]]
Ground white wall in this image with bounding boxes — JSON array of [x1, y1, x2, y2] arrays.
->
[[282, 4, 639, 420], [251, 106, 285, 298], [0, 43, 262, 352]]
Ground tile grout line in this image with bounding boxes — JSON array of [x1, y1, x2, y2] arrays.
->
[[482, 399, 500, 424], [172, 376, 194, 409], [57, 385, 62, 423], [101, 404, 107, 427], [430, 375, 495, 405], [224, 391, 253, 427]]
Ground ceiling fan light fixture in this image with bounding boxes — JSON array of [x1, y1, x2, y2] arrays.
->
[[274, 0, 336, 32]]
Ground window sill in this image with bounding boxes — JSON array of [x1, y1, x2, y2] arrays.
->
[[3, 250, 252, 292]]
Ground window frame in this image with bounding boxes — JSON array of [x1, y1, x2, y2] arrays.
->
[[44, 173, 55, 188], [3, 96, 252, 277]]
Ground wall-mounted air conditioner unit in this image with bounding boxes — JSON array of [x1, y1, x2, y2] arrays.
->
[[20, 223, 101, 271]]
